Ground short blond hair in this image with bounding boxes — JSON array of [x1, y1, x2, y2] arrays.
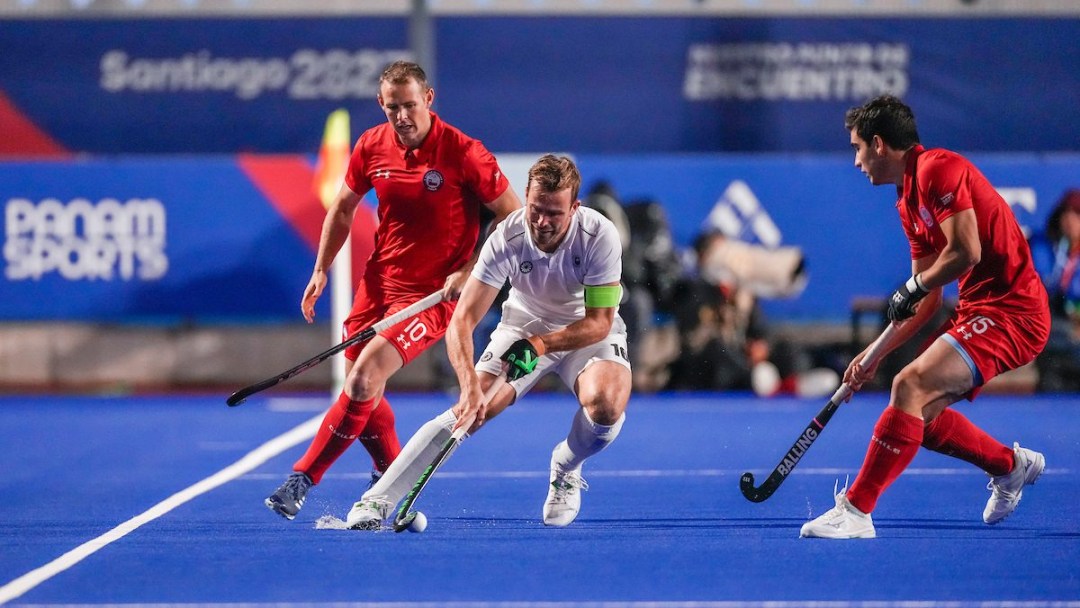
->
[[380, 60, 429, 91], [526, 154, 581, 202]]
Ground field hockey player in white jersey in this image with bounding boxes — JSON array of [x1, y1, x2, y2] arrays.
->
[[345, 154, 631, 529]]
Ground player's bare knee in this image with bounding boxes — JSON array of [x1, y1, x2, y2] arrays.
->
[[890, 367, 932, 417], [578, 388, 625, 425], [344, 370, 382, 402]]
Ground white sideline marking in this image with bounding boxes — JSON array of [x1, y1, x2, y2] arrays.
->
[[265, 397, 329, 412], [12, 601, 1080, 607], [0, 414, 324, 605]]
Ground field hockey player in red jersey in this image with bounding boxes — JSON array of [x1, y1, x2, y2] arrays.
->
[[800, 95, 1051, 539], [265, 61, 522, 520]]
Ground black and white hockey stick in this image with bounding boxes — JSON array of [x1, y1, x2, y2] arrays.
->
[[226, 291, 444, 407], [739, 322, 898, 503], [393, 375, 508, 532]]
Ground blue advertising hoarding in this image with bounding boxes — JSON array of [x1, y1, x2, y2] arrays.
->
[[1, 157, 320, 321], [3, 153, 1077, 323], [0, 17, 1077, 155]]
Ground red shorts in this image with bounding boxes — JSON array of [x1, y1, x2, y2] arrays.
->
[[938, 306, 1050, 399], [342, 280, 456, 364]]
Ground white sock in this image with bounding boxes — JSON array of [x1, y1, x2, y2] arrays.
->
[[552, 407, 625, 472], [362, 408, 457, 505]]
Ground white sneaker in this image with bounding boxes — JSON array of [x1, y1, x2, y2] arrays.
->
[[543, 464, 588, 527], [800, 487, 876, 539], [983, 442, 1044, 525], [346, 496, 393, 531]]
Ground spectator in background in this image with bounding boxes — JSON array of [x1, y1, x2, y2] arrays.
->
[[1036, 189, 1080, 391], [584, 184, 682, 391], [667, 265, 770, 392], [667, 231, 836, 396]]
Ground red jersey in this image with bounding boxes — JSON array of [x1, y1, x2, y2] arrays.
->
[[344, 112, 510, 298], [897, 145, 1047, 316]]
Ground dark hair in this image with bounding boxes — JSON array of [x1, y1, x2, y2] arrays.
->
[[527, 154, 581, 202], [1046, 189, 1080, 243], [844, 94, 920, 150], [380, 61, 429, 91]]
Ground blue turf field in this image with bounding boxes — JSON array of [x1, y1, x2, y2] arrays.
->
[[1, 391, 1078, 606]]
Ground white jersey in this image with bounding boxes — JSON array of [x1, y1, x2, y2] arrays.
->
[[472, 206, 625, 335]]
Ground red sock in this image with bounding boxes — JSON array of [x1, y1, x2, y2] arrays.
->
[[358, 395, 401, 473], [922, 408, 1013, 476], [847, 407, 924, 514], [293, 392, 375, 484]]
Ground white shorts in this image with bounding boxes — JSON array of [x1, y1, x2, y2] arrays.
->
[[475, 322, 632, 399]]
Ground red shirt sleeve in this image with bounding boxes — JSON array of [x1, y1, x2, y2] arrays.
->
[[343, 132, 373, 196], [460, 140, 509, 204], [918, 153, 973, 224]]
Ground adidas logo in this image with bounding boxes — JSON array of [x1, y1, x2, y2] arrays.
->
[[703, 180, 782, 247]]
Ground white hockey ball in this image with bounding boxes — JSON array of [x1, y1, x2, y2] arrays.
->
[[408, 511, 428, 533]]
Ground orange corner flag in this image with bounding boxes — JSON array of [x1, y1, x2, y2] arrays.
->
[[313, 108, 351, 210]]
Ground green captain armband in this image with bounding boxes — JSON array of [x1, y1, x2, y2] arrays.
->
[[584, 285, 622, 308]]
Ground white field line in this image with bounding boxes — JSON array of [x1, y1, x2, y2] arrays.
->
[[11, 601, 1080, 608], [0, 413, 323, 606]]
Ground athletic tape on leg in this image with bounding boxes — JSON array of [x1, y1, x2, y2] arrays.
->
[[558, 408, 625, 470]]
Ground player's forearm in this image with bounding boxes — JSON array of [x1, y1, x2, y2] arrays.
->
[[920, 211, 980, 290], [535, 313, 613, 354], [446, 319, 482, 395], [313, 197, 358, 271], [920, 249, 977, 291]]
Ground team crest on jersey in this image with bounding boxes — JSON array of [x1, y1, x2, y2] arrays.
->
[[423, 170, 444, 191], [480, 351, 493, 362], [918, 206, 935, 228], [520, 261, 533, 273]]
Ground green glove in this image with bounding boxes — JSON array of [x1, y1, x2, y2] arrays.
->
[[501, 337, 544, 380]]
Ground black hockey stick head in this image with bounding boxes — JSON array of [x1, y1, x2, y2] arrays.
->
[[738, 470, 781, 505], [739, 471, 778, 503], [392, 511, 416, 533], [226, 388, 253, 407]]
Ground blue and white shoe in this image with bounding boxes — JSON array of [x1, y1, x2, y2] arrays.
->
[[265, 472, 313, 520], [368, 469, 383, 491]]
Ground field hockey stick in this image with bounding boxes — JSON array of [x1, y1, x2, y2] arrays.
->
[[739, 322, 898, 502], [226, 291, 444, 407], [393, 374, 508, 532]]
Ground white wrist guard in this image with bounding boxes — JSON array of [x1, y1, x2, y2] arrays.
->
[[908, 274, 928, 294]]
